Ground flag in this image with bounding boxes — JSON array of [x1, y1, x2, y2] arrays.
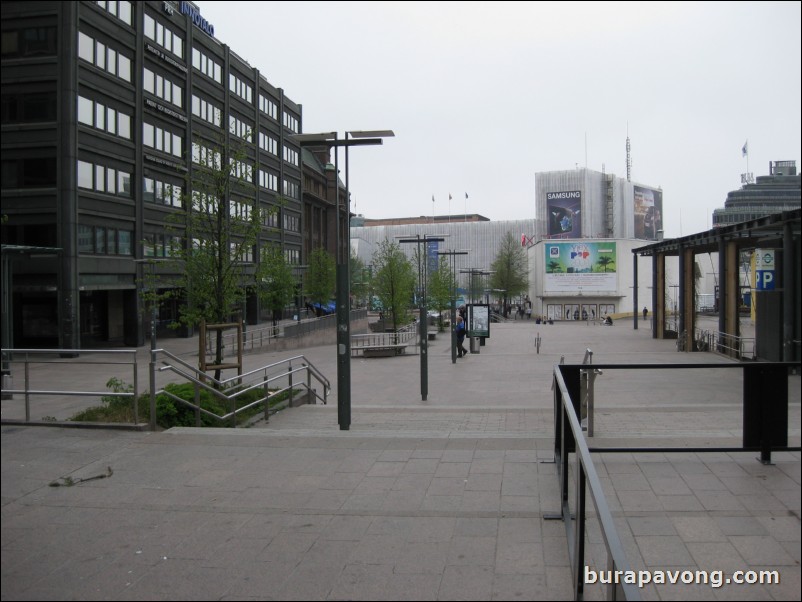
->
[[449, 193, 452, 201], [742, 140, 748, 157], [431, 195, 434, 203], [465, 193, 468, 199]]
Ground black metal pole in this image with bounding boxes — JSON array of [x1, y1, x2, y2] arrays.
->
[[336, 132, 351, 430]]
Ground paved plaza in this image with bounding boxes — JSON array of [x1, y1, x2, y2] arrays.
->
[[1, 317, 800, 600]]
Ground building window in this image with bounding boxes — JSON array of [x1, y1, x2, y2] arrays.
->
[[95, 1, 133, 26], [143, 122, 182, 157], [229, 73, 253, 104], [144, 13, 183, 58], [284, 248, 300, 265], [283, 213, 300, 233], [230, 158, 253, 183], [259, 94, 278, 120], [191, 47, 222, 83], [263, 206, 279, 228], [77, 159, 132, 197], [78, 224, 133, 255], [1, 91, 57, 123], [258, 131, 278, 155], [1, 156, 57, 188], [143, 176, 182, 207], [229, 199, 252, 221], [229, 114, 252, 141], [192, 190, 219, 214], [144, 67, 183, 109], [191, 94, 221, 127], [192, 142, 221, 169], [282, 111, 298, 133], [282, 145, 299, 167], [1, 26, 57, 58], [78, 31, 131, 82], [259, 169, 278, 192], [282, 178, 299, 200], [77, 95, 131, 139]]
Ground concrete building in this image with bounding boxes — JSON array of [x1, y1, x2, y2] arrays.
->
[[1, 1, 319, 349]]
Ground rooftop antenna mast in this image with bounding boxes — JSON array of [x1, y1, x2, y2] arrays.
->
[[626, 123, 632, 182]]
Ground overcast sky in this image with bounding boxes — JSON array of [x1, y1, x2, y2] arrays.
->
[[198, 1, 800, 238]]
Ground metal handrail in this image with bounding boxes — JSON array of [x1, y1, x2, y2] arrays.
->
[[1, 348, 139, 424], [153, 349, 331, 427], [580, 349, 602, 436], [552, 365, 641, 601]]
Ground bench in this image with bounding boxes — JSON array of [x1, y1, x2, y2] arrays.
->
[[353, 344, 408, 358], [427, 331, 438, 341]]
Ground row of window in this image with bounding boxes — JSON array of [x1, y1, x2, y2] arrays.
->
[[77, 159, 132, 197], [144, 67, 183, 109], [95, 1, 133, 26], [78, 31, 132, 83], [259, 94, 278, 120], [259, 131, 278, 155], [78, 224, 133, 255], [229, 73, 253, 104], [191, 94, 221, 127], [229, 115, 252, 141], [143, 176, 182, 207], [78, 95, 132, 139], [259, 169, 278, 192], [283, 145, 299, 167], [143, 122, 182, 157], [0, 26, 57, 58], [283, 214, 300, 233], [144, 13, 183, 59], [1, 91, 57, 123], [283, 179, 300, 200], [192, 46, 221, 84], [143, 233, 180, 258]]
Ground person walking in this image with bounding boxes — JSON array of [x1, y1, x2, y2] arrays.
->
[[456, 315, 468, 358], [642, 306, 648, 320]]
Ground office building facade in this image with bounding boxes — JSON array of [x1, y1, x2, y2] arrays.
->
[[2, 1, 311, 348]]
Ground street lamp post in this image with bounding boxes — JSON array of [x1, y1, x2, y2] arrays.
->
[[399, 235, 445, 400], [438, 249, 468, 364], [293, 130, 394, 430]]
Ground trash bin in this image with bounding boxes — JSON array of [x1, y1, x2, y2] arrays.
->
[[470, 337, 480, 354]]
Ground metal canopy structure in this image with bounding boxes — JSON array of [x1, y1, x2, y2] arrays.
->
[[631, 209, 800, 362]]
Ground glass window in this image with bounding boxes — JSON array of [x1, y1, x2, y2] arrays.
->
[[118, 113, 130, 139], [118, 53, 130, 82], [106, 106, 115, 135], [95, 164, 105, 192], [107, 168, 116, 194], [144, 14, 154, 40], [78, 31, 93, 62], [107, 48, 116, 76], [119, 1, 132, 25], [78, 225, 93, 253], [118, 230, 132, 255], [143, 123, 154, 147], [118, 171, 131, 197], [95, 40, 105, 69], [77, 160, 92, 189], [78, 95, 93, 125], [95, 102, 104, 130], [95, 227, 106, 254], [144, 68, 154, 93]]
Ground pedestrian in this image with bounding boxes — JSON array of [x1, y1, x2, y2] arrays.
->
[[642, 306, 648, 320], [456, 315, 468, 358]]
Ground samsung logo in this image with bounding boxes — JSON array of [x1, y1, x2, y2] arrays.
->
[[180, 1, 214, 37], [547, 191, 581, 200]]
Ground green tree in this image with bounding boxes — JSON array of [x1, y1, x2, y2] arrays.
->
[[305, 247, 335, 313], [259, 245, 295, 326], [372, 239, 415, 331], [168, 133, 269, 380], [428, 256, 456, 331], [596, 256, 615, 272], [547, 261, 562, 273], [490, 231, 529, 316]]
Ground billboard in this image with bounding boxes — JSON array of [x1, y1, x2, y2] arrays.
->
[[544, 242, 617, 292], [468, 304, 490, 337], [634, 185, 663, 240], [546, 191, 581, 238]]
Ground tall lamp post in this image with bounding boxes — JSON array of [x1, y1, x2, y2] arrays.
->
[[399, 234, 444, 400], [293, 130, 394, 430], [437, 249, 468, 364]]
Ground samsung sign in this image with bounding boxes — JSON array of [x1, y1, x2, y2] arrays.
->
[[547, 191, 581, 200], [180, 1, 214, 37]]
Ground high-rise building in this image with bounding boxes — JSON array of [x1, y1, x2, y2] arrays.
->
[[712, 161, 801, 228], [1, 1, 310, 348]]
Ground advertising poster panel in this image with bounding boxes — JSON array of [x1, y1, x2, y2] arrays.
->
[[546, 191, 582, 238], [468, 304, 490, 338], [544, 242, 617, 292], [634, 185, 663, 240]]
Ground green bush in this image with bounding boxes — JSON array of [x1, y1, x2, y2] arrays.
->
[[71, 377, 295, 428]]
